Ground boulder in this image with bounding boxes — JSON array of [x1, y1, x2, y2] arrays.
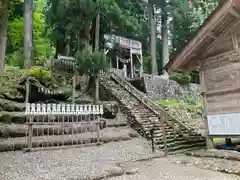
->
[[0, 99, 24, 112], [101, 101, 119, 119], [0, 112, 25, 124]]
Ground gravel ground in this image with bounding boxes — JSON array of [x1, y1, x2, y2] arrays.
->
[[169, 154, 240, 175], [0, 138, 162, 180], [1, 137, 239, 180], [109, 158, 240, 180]]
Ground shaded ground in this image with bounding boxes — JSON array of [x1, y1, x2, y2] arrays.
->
[[109, 158, 240, 180], [1, 138, 240, 180]]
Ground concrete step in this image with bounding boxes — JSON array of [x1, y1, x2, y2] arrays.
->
[[0, 126, 139, 152], [158, 140, 205, 151]]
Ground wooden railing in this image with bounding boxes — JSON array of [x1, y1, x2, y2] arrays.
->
[[109, 72, 199, 138]]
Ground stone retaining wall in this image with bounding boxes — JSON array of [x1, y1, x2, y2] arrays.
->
[[143, 73, 200, 101]]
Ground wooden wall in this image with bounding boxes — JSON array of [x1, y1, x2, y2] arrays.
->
[[203, 48, 240, 115]]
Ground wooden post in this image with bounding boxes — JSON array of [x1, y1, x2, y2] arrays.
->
[[96, 116, 101, 144], [25, 75, 30, 104], [161, 118, 168, 156], [199, 62, 214, 149], [72, 73, 76, 103], [130, 48, 133, 79], [116, 56, 119, 69], [140, 54, 143, 77], [95, 73, 99, 104], [27, 116, 33, 151]]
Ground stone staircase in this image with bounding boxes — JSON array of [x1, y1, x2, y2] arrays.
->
[[100, 72, 206, 152]]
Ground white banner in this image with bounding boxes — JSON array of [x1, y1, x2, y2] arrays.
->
[[207, 113, 240, 135]]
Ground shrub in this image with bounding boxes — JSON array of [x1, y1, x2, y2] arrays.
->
[[75, 50, 107, 75], [169, 72, 191, 85], [6, 49, 24, 68], [22, 66, 52, 82]]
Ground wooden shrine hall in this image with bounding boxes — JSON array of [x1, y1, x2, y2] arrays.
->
[[104, 34, 143, 80], [165, 0, 240, 148]]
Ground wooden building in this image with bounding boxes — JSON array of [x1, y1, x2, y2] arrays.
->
[[104, 34, 143, 80], [165, 0, 240, 148]]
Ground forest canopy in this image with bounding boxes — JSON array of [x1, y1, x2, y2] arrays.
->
[[1, 0, 218, 73]]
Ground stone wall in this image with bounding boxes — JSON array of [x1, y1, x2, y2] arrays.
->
[[143, 73, 200, 101]]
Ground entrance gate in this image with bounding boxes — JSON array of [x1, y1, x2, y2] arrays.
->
[[25, 103, 103, 151]]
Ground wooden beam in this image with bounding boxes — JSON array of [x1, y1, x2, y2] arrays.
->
[[231, 31, 239, 49], [199, 62, 214, 149], [207, 32, 218, 39], [204, 20, 240, 57], [230, 8, 240, 19], [180, 57, 200, 74], [170, 0, 233, 71]]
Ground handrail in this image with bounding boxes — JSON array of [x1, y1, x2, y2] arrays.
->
[[109, 72, 196, 136]]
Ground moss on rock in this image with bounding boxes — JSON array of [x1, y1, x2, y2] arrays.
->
[[0, 66, 24, 101]]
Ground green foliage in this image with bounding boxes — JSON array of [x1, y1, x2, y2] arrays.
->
[[169, 72, 191, 85], [22, 66, 52, 81], [143, 56, 151, 73], [75, 50, 107, 75], [8, 17, 24, 50], [6, 48, 24, 67], [34, 3, 52, 65], [170, 0, 218, 51], [7, 0, 51, 66], [155, 98, 203, 116]]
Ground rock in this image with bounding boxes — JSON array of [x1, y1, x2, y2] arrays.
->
[[175, 160, 182, 164], [0, 125, 10, 138], [125, 167, 139, 175], [101, 101, 119, 119], [194, 161, 200, 165], [0, 112, 25, 124], [0, 99, 24, 112], [0, 114, 12, 123]]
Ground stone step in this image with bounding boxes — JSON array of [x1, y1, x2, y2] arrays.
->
[[155, 137, 205, 147], [0, 126, 139, 152], [157, 140, 205, 150], [164, 141, 206, 153], [0, 120, 128, 138], [168, 146, 205, 155], [100, 75, 204, 153]]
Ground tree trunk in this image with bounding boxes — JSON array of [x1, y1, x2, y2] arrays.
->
[[65, 35, 70, 56], [148, 2, 158, 75], [24, 0, 33, 68], [94, 14, 100, 52], [0, 0, 9, 74], [94, 2, 100, 104], [161, 0, 169, 70]]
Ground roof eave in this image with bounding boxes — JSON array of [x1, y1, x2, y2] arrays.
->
[[165, 0, 234, 73]]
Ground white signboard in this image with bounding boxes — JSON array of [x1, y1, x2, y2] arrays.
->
[[119, 37, 142, 49], [104, 34, 142, 50], [207, 113, 240, 135]]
